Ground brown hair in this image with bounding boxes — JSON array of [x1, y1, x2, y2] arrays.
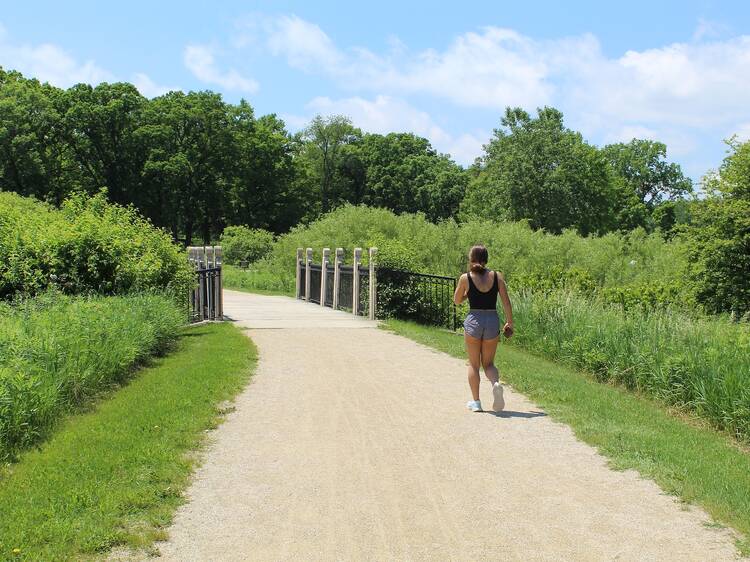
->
[[468, 245, 488, 273]]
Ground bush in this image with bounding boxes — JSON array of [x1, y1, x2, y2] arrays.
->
[[0, 291, 184, 461], [251, 204, 692, 312], [0, 191, 193, 299], [220, 225, 274, 265]]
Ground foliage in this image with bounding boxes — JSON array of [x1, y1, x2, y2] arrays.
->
[[260, 205, 692, 312], [682, 138, 750, 316], [461, 107, 617, 235], [510, 289, 750, 441], [0, 291, 184, 461], [0, 191, 193, 299], [603, 139, 692, 230], [0, 323, 255, 560], [220, 225, 274, 265], [222, 264, 293, 296]]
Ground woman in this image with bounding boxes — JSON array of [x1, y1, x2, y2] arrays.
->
[[453, 245, 513, 412]]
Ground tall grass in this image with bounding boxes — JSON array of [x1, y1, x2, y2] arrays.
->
[[510, 290, 750, 440], [0, 292, 184, 461], [222, 265, 293, 296]]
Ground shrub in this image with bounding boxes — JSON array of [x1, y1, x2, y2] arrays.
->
[[220, 225, 274, 265], [0, 191, 193, 299]]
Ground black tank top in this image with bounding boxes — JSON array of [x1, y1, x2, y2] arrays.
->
[[467, 271, 498, 310]]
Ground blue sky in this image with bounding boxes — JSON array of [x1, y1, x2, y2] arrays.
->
[[2, 1, 749, 182]]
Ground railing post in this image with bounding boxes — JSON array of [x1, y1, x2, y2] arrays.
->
[[369, 247, 377, 320], [305, 248, 313, 302], [215, 246, 223, 320], [352, 247, 362, 316], [295, 248, 303, 299], [320, 248, 330, 307], [333, 248, 343, 310]]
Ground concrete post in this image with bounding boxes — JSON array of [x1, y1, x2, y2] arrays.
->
[[333, 248, 343, 310], [295, 248, 303, 299], [320, 248, 330, 307], [353, 247, 362, 316], [369, 247, 377, 320], [305, 248, 313, 302]]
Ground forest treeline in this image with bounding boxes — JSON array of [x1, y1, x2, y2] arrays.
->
[[1, 66, 748, 315], [2, 67, 693, 239]]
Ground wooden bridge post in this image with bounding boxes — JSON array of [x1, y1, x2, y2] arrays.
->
[[353, 248, 362, 316], [333, 248, 343, 310], [369, 247, 377, 320], [305, 248, 313, 302], [214, 245, 223, 320], [295, 248, 303, 299], [321, 248, 330, 307]]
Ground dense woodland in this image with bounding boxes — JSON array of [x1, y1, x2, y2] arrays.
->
[[1, 66, 748, 316]]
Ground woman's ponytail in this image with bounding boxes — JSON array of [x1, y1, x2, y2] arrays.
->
[[468, 245, 489, 273]]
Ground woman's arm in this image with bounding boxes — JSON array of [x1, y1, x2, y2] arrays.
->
[[497, 273, 513, 336], [453, 274, 468, 305]]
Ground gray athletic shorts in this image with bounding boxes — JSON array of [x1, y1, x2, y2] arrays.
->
[[463, 310, 500, 340]]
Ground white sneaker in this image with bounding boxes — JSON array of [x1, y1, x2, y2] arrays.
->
[[466, 400, 482, 412], [493, 382, 505, 412]]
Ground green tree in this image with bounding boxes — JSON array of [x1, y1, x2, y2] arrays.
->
[[300, 115, 361, 213], [683, 138, 750, 316], [462, 107, 616, 235], [351, 132, 467, 221], [0, 69, 73, 204], [603, 139, 692, 231], [57, 82, 147, 205], [138, 91, 233, 244]]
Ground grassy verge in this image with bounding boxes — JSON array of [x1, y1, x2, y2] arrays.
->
[[383, 319, 750, 554], [222, 264, 293, 296], [511, 289, 750, 441], [0, 292, 185, 461], [0, 322, 255, 561]]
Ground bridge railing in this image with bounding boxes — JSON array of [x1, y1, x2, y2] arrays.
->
[[188, 245, 223, 322], [295, 247, 457, 330]]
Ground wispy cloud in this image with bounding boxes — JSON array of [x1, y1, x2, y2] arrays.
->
[[183, 44, 258, 93], [0, 22, 175, 97]]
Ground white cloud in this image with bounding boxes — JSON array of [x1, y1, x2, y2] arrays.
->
[[131, 72, 176, 98], [264, 15, 343, 72], [693, 18, 730, 42], [245, 15, 750, 140], [0, 23, 179, 96], [183, 44, 258, 93], [0, 32, 114, 87], [287, 95, 485, 165]]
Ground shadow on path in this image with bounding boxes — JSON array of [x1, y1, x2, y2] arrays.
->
[[480, 410, 548, 419]]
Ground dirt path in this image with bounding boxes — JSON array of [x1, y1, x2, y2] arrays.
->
[[157, 291, 738, 561]]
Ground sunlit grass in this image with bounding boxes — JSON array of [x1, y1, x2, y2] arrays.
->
[[0, 322, 255, 560], [0, 292, 185, 461]]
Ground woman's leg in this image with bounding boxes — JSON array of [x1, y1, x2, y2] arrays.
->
[[480, 336, 500, 384], [464, 333, 482, 401]]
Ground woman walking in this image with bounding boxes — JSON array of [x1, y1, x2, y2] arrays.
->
[[453, 245, 513, 412]]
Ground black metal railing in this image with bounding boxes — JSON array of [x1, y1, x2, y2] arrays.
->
[[190, 266, 222, 322], [376, 268, 457, 330], [338, 265, 354, 311], [309, 263, 322, 304], [298, 260, 306, 299], [324, 263, 334, 307]]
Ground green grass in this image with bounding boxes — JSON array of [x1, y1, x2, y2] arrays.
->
[[0, 292, 186, 462], [383, 319, 750, 555], [222, 264, 293, 296], [511, 290, 750, 441], [0, 322, 256, 561]]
